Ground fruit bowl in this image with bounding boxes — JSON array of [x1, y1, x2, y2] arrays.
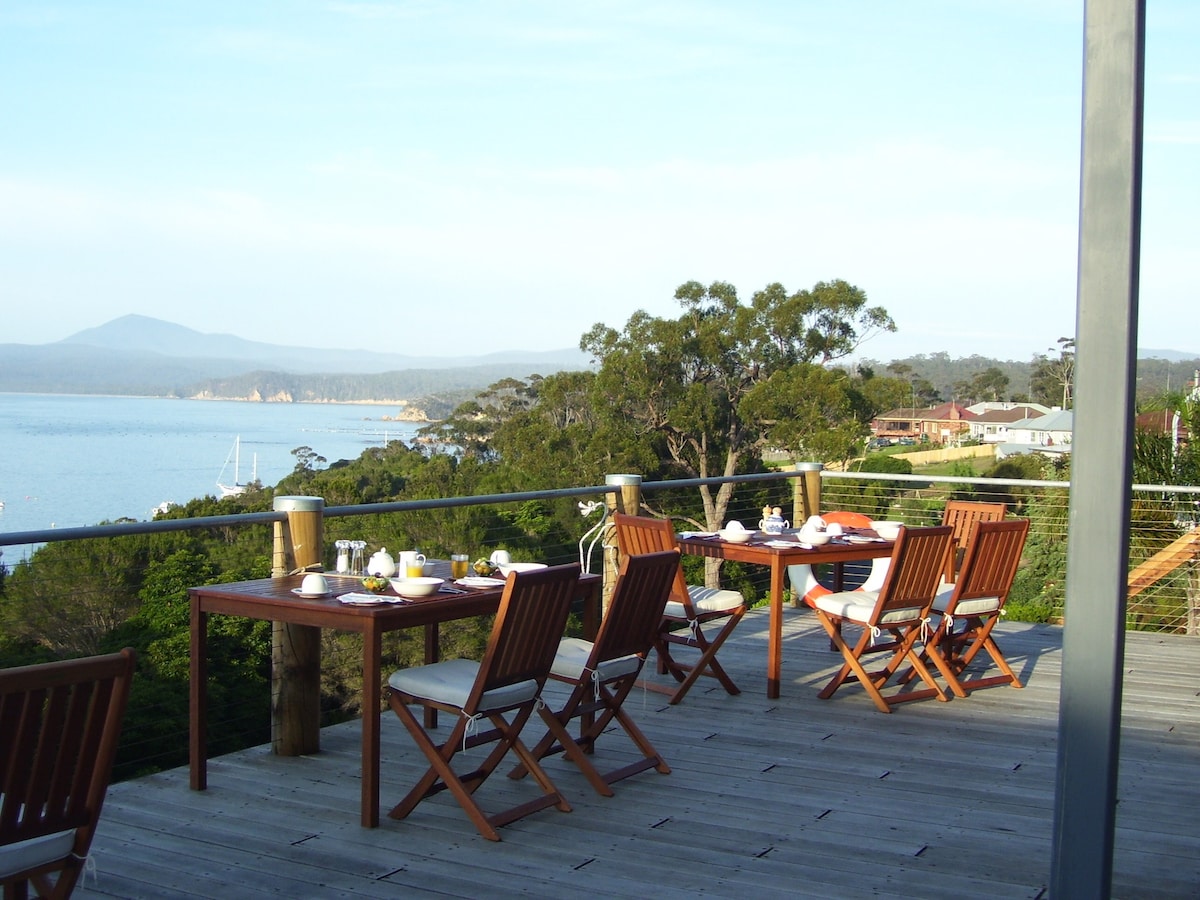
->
[[361, 575, 390, 593], [389, 576, 444, 598]]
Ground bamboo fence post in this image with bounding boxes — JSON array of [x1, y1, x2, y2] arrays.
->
[[603, 474, 643, 614], [271, 495, 324, 756]]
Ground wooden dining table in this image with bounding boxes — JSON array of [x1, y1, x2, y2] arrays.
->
[[189, 562, 601, 827], [676, 532, 894, 700]]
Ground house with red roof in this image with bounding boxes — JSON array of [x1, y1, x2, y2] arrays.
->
[[870, 402, 977, 445]]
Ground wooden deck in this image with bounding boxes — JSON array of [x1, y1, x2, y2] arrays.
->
[[77, 607, 1200, 899]]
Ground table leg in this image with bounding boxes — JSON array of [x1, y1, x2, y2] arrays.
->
[[189, 601, 208, 791], [423, 623, 439, 729], [362, 623, 381, 828], [768, 562, 785, 699]]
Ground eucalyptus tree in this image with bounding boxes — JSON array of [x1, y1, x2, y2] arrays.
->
[[1031, 337, 1076, 409], [580, 279, 895, 534]]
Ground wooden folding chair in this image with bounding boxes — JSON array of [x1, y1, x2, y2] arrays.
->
[[941, 500, 1007, 584], [386, 564, 579, 841], [1, 648, 136, 900], [510, 549, 680, 796], [919, 518, 1030, 697], [811, 526, 953, 713], [612, 513, 746, 704]]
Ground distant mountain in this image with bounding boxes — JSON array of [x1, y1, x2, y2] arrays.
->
[[1138, 348, 1200, 363], [58, 314, 591, 375], [0, 315, 594, 405]]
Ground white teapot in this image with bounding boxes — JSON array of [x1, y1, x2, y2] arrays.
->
[[367, 547, 396, 577], [759, 506, 789, 535]]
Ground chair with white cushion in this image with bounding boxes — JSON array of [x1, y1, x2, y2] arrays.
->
[[1, 648, 135, 899], [386, 564, 579, 841], [510, 549, 679, 796], [612, 513, 746, 704], [811, 526, 953, 713], [919, 517, 1030, 697]]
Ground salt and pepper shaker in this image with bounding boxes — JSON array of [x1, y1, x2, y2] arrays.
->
[[335, 540, 351, 574], [349, 540, 366, 576]]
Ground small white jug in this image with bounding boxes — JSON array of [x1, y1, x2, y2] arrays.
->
[[397, 550, 427, 576]]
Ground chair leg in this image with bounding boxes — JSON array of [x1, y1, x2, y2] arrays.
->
[[946, 618, 1023, 692], [388, 695, 500, 840], [512, 677, 670, 796], [387, 694, 570, 841], [816, 613, 946, 712], [651, 610, 744, 704], [816, 613, 894, 713]]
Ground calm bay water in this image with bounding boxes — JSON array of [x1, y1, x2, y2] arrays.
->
[[0, 394, 420, 537]]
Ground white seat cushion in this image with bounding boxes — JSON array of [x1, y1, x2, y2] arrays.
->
[[388, 659, 537, 713], [932, 584, 1002, 617], [664, 585, 744, 619], [813, 591, 923, 626], [0, 829, 75, 879], [551, 637, 641, 683]]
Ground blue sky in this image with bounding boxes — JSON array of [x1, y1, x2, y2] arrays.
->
[[2, 1, 1196, 363]]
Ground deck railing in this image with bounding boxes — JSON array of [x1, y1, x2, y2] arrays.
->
[[2, 468, 1198, 779]]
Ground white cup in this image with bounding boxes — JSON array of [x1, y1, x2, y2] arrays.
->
[[397, 550, 427, 577], [490, 550, 511, 567], [300, 573, 329, 595]]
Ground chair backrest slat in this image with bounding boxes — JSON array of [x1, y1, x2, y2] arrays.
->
[[0, 649, 135, 849], [941, 500, 1008, 581], [593, 550, 679, 664], [875, 526, 954, 619], [950, 518, 1030, 607], [612, 513, 690, 605], [472, 564, 579, 707]]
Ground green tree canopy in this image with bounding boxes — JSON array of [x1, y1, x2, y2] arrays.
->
[[579, 279, 895, 531]]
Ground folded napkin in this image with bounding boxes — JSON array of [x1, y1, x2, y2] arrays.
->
[[338, 592, 405, 605], [678, 531, 719, 539]]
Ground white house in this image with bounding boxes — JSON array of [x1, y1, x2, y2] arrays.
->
[[967, 405, 1050, 444], [997, 409, 1074, 458]]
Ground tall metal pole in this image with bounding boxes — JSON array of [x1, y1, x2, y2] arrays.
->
[[1051, 1, 1144, 896]]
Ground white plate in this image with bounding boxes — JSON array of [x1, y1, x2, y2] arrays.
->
[[455, 576, 507, 589], [291, 588, 331, 599]]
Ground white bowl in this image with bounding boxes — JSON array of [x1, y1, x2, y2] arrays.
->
[[871, 521, 903, 541], [389, 576, 444, 598], [719, 528, 753, 543], [803, 531, 832, 546], [497, 562, 549, 577]]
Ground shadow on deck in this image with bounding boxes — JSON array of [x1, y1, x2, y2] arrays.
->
[[79, 607, 1200, 899]]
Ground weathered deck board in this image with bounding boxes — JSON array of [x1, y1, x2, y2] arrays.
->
[[74, 607, 1200, 899]]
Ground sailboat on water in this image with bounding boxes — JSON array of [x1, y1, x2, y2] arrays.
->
[[217, 436, 258, 497]]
